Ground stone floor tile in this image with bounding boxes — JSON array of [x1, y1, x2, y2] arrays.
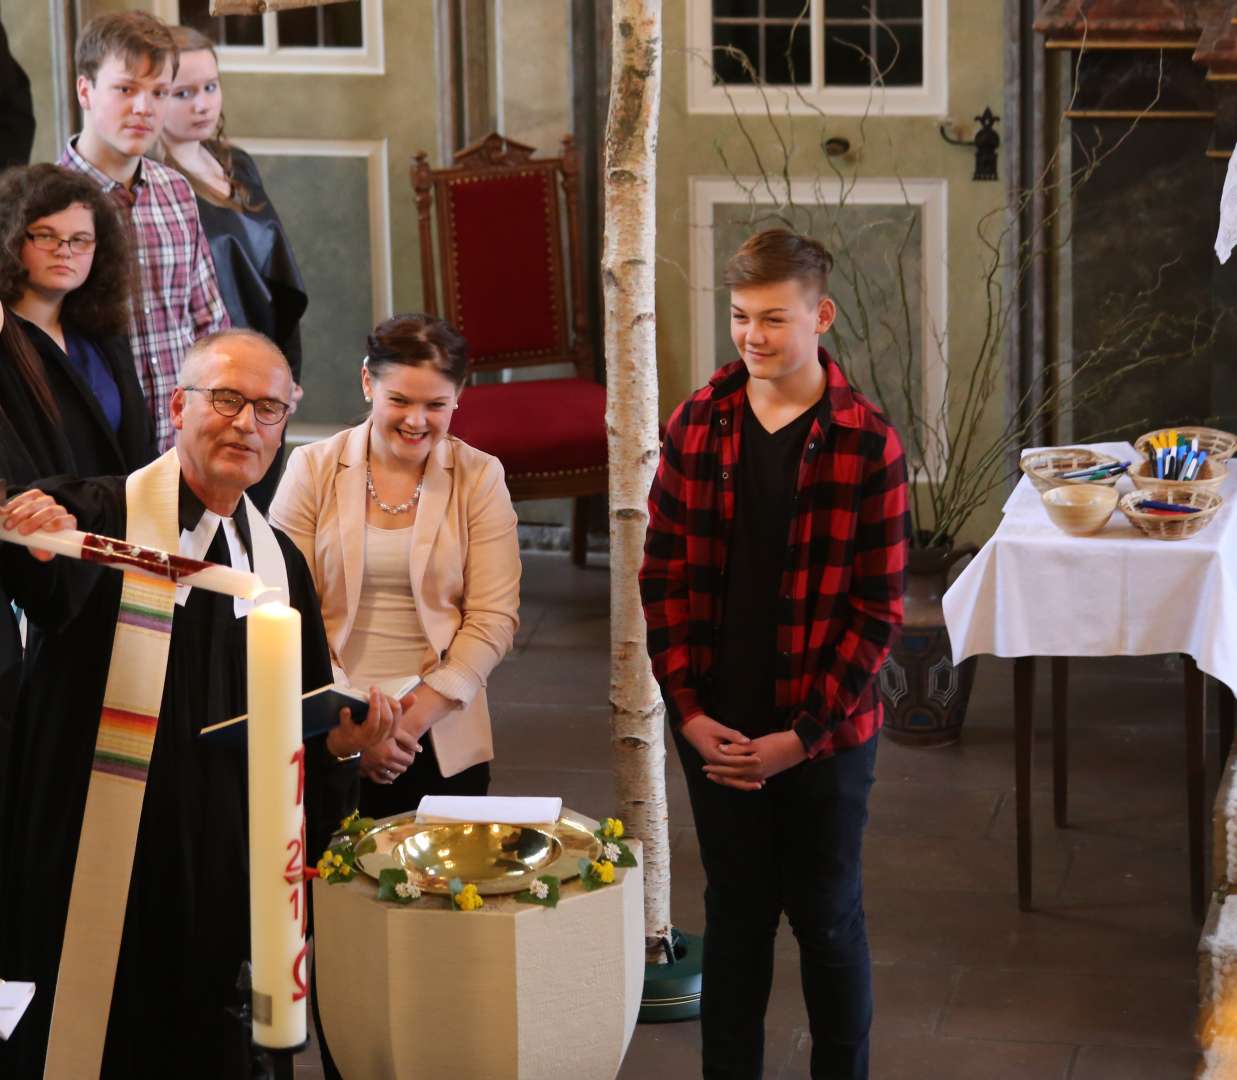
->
[[867, 888, 1197, 979], [876, 727, 1023, 792], [870, 963, 957, 1038], [864, 1035, 1076, 1080], [617, 1018, 703, 1078], [1057, 833, 1191, 906], [864, 831, 1070, 897], [490, 702, 612, 770], [866, 780, 1003, 840], [940, 969, 1197, 1048], [491, 644, 611, 707], [1068, 1043, 1198, 1079], [987, 783, 1190, 852]]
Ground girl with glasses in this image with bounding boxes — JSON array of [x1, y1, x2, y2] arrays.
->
[[159, 24, 307, 513], [0, 163, 155, 478]]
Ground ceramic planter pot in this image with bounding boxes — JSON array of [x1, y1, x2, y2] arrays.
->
[[879, 541, 978, 747]]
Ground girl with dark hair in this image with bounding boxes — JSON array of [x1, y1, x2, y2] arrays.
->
[[0, 163, 155, 476], [271, 315, 520, 1077], [0, 298, 77, 907], [271, 314, 520, 816], [160, 24, 307, 512]]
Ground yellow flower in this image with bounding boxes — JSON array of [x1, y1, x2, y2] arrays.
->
[[591, 860, 615, 884], [340, 810, 359, 830], [316, 857, 332, 877], [340, 864, 352, 878], [454, 883, 484, 911], [602, 818, 624, 840], [333, 853, 344, 866]]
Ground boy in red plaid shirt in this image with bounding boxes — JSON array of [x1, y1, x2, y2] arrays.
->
[[640, 229, 909, 1079]]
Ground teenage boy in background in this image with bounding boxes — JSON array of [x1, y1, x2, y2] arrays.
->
[[61, 10, 228, 453], [640, 228, 910, 1080]]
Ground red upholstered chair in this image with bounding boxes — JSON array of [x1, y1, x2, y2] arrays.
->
[[412, 132, 606, 566]]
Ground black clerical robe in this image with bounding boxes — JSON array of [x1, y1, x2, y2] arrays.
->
[[0, 475, 354, 1079], [0, 351, 76, 954]]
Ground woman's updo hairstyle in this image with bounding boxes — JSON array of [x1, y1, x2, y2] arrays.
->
[[365, 313, 470, 388]]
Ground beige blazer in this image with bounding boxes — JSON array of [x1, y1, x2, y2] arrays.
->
[[270, 421, 520, 776]]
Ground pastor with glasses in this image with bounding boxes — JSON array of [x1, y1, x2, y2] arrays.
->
[[0, 163, 155, 477]]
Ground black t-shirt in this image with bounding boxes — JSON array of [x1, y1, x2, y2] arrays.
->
[[711, 394, 818, 736]]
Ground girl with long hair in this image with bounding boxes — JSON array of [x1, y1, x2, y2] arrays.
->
[[160, 24, 307, 511]]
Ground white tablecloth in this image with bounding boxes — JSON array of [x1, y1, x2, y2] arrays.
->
[[943, 442, 1237, 690]]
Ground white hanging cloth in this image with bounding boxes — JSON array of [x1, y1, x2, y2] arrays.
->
[[1216, 149, 1237, 264]]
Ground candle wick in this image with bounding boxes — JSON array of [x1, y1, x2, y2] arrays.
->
[[252, 584, 287, 606]]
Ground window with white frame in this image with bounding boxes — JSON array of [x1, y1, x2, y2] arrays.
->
[[689, 0, 945, 116], [155, 0, 383, 75]]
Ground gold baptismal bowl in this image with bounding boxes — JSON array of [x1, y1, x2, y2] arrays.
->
[[393, 822, 563, 896]]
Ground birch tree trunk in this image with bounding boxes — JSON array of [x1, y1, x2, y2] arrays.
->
[[603, 0, 669, 952]]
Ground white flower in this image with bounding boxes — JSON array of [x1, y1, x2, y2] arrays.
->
[[530, 879, 549, 900], [394, 880, 419, 900], [603, 842, 622, 863]]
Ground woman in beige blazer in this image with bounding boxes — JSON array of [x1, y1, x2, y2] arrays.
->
[[270, 313, 520, 819]]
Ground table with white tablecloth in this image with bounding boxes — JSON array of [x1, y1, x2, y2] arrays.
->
[[943, 442, 1237, 919]]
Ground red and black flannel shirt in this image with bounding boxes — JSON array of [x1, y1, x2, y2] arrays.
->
[[639, 349, 910, 759]]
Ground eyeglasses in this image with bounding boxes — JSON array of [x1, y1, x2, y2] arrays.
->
[[25, 231, 97, 255], [182, 387, 290, 425]]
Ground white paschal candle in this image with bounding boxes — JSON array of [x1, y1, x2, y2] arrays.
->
[[247, 598, 308, 1049]]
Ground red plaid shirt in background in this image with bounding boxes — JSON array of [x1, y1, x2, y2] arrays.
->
[[639, 349, 910, 759], [61, 139, 230, 452]]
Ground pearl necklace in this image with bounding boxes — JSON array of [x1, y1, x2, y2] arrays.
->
[[366, 465, 423, 515]]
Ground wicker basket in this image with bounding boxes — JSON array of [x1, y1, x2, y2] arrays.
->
[[1020, 448, 1122, 494], [1119, 487, 1223, 541], [1133, 426, 1237, 464], [1129, 456, 1226, 495]]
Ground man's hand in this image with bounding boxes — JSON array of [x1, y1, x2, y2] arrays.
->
[[326, 686, 400, 761], [1, 489, 77, 562], [701, 729, 808, 790]]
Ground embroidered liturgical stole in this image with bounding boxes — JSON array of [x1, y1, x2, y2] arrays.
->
[[44, 448, 288, 1078]]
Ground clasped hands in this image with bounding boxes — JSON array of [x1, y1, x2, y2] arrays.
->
[[324, 686, 413, 769], [681, 714, 808, 791], [352, 684, 454, 785]]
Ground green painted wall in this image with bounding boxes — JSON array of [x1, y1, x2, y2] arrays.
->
[[253, 152, 373, 426]]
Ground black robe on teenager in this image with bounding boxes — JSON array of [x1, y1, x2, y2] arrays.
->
[[0, 475, 356, 1079], [198, 147, 308, 513], [15, 314, 156, 476]]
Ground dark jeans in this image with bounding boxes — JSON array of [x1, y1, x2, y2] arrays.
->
[[673, 726, 877, 1080]]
